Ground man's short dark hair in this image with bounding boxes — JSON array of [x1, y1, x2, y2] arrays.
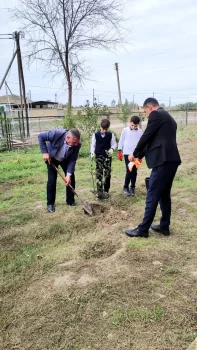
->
[[68, 128, 81, 139], [100, 118, 110, 129], [143, 98, 159, 107], [130, 115, 140, 124]]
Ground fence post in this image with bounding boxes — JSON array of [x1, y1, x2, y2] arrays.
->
[[186, 105, 188, 125], [18, 111, 22, 141], [0, 112, 5, 137], [4, 112, 12, 149], [21, 111, 25, 141], [8, 116, 13, 149]]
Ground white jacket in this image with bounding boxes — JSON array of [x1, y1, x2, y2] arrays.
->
[[118, 127, 143, 155]]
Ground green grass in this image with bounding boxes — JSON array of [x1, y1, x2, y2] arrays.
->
[[1, 244, 38, 276], [165, 266, 180, 275], [174, 173, 197, 189], [127, 238, 156, 248], [0, 146, 43, 180], [110, 305, 164, 326], [0, 212, 34, 228], [177, 124, 197, 140], [1, 125, 197, 350]]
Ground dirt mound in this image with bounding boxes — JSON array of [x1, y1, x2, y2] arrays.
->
[[80, 240, 119, 260], [85, 202, 108, 216], [54, 271, 98, 288]]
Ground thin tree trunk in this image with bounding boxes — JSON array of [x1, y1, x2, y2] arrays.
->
[[65, 47, 72, 109], [68, 80, 72, 108]]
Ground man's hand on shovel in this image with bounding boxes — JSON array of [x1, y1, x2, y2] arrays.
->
[[43, 153, 51, 164], [50, 162, 93, 215], [64, 175, 71, 186]]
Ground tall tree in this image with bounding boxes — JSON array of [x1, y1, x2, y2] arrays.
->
[[12, 0, 128, 107]]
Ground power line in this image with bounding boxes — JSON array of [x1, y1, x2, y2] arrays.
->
[[0, 33, 13, 40], [95, 89, 191, 98], [7, 81, 67, 90], [5, 81, 195, 99]]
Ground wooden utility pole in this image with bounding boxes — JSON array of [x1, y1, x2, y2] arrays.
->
[[186, 102, 188, 125], [15, 32, 25, 139], [93, 89, 95, 106], [15, 31, 30, 137], [115, 63, 122, 106], [0, 49, 18, 90], [0, 31, 29, 142]]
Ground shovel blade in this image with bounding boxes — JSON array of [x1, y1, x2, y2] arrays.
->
[[83, 201, 93, 216]]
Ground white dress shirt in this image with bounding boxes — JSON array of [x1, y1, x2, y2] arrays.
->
[[118, 127, 143, 155]]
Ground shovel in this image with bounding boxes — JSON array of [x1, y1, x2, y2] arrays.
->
[[50, 163, 93, 216], [90, 157, 97, 195]]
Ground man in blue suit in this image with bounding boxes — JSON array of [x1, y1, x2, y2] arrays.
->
[[125, 98, 181, 238], [38, 128, 81, 213]]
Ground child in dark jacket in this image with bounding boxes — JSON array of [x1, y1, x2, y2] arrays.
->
[[90, 119, 117, 199]]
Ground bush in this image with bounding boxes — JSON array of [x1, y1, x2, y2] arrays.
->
[[79, 138, 91, 158], [63, 107, 77, 129], [76, 100, 101, 141], [110, 129, 120, 143], [117, 104, 131, 125]]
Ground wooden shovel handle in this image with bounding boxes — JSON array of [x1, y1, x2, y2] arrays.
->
[[50, 163, 80, 199], [50, 163, 65, 181]]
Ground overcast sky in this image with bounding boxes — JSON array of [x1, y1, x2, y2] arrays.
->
[[0, 0, 197, 106]]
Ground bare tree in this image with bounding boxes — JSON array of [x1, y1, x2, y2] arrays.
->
[[12, 0, 129, 107]]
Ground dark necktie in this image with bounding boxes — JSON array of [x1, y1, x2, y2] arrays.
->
[[64, 144, 71, 158]]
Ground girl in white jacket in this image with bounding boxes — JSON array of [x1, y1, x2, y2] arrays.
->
[[118, 116, 143, 196]]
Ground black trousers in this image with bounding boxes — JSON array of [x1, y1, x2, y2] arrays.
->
[[124, 155, 137, 189], [96, 155, 112, 193], [46, 158, 75, 205], [138, 162, 179, 232]]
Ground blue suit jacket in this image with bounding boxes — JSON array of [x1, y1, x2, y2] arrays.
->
[[38, 129, 81, 174]]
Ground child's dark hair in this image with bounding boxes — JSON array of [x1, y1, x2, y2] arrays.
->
[[130, 115, 140, 124], [100, 118, 110, 129]]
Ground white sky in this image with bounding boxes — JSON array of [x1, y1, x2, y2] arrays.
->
[[0, 0, 197, 106]]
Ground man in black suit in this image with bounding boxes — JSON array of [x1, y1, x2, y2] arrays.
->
[[125, 98, 181, 238]]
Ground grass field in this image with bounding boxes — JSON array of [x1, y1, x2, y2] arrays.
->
[[1, 125, 197, 350]]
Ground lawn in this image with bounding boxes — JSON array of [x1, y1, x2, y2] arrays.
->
[[0, 125, 197, 350]]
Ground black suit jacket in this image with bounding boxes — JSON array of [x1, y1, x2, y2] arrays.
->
[[133, 108, 181, 169]]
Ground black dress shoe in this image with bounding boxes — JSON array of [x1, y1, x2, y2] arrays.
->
[[130, 187, 136, 196], [151, 224, 170, 236], [66, 202, 76, 206], [47, 204, 55, 213], [125, 227, 149, 238]]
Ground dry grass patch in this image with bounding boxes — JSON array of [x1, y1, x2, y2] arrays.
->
[[1, 126, 197, 349]]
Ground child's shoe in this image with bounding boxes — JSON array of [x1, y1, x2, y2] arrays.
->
[[130, 187, 135, 196], [123, 188, 131, 196]]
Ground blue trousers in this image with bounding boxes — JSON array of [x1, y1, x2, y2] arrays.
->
[[47, 158, 75, 205], [138, 162, 179, 232]]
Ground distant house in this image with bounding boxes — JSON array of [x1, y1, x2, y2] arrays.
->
[[31, 101, 58, 109], [0, 95, 64, 117], [0, 94, 32, 112]]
